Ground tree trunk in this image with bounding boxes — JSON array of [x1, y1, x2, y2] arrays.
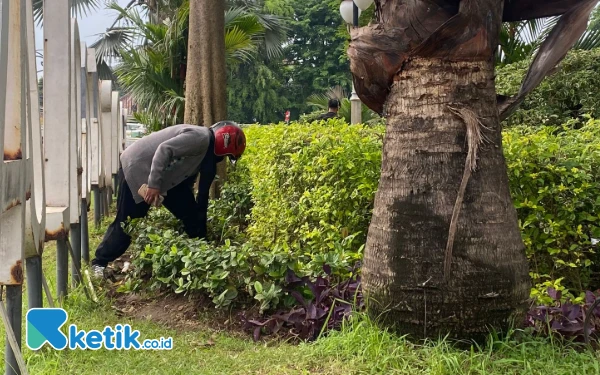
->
[[362, 57, 531, 340], [184, 0, 227, 197]]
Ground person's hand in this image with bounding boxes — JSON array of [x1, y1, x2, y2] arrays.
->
[[144, 187, 161, 206]]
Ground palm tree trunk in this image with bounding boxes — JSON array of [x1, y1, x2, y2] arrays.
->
[[362, 57, 531, 340], [184, 0, 227, 197]]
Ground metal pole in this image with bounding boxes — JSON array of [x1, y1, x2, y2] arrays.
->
[[70, 223, 82, 286], [100, 188, 107, 217], [113, 174, 118, 197], [26, 256, 43, 309], [350, 83, 362, 125], [92, 185, 101, 227], [4, 286, 23, 375], [350, 1, 362, 125], [56, 239, 68, 301], [108, 186, 113, 207], [104, 187, 110, 214], [100, 187, 106, 217], [99, 187, 104, 217], [81, 198, 90, 263]]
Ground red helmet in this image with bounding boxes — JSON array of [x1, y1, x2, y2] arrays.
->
[[211, 121, 246, 161]]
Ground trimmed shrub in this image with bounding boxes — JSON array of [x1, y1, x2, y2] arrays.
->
[[125, 118, 600, 311], [243, 121, 383, 276], [504, 118, 600, 300]]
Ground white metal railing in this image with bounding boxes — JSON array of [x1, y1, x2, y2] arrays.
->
[[0, 1, 126, 374]]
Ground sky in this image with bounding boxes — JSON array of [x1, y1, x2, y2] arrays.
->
[[34, 0, 133, 76]]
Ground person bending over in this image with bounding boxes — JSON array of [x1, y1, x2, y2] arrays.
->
[[90, 121, 246, 278]]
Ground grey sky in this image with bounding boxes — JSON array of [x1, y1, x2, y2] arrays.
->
[[34, 0, 133, 76]]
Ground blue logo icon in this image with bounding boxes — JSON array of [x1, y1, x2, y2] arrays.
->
[[25, 308, 172, 350], [26, 308, 69, 350]]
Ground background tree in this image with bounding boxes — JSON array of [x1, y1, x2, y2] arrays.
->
[[226, 0, 291, 124], [98, 1, 286, 127], [184, 0, 226, 127], [280, 0, 354, 118], [349, 0, 599, 340], [227, 60, 291, 124]]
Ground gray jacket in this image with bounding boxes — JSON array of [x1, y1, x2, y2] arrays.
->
[[120, 124, 212, 204]]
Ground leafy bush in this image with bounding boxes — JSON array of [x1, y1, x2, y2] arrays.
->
[[243, 121, 383, 278], [125, 209, 295, 310], [124, 118, 600, 314], [123, 121, 381, 312], [241, 265, 363, 342], [503, 119, 600, 295], [496, 48, 600, 127], [206, 162, 253, 243]]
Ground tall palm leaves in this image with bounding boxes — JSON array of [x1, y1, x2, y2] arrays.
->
[[497, 19, 556, 65], [106, 0, 286, 126], [498, 8, 600, 65], [32, 0, 101, 25]]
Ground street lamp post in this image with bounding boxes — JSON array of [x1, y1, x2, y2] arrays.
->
[[349, 0, 361, 124], [340, 0, 373, 124]]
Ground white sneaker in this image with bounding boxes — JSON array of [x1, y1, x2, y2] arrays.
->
[[92, 265, 105, 279]]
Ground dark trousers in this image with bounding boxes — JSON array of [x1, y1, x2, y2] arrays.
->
[[92, 169, 203, 267]]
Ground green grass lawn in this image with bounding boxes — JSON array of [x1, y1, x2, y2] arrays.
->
[[1, 204, 600, 374]]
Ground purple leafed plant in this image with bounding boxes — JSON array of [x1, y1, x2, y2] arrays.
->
[[240, 265, 364, 342], [525, 287, 600, 344]]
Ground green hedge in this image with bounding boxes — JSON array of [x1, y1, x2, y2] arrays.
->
[[244, 121, 383, 257], [496, 48, 600, 127], [126, 119, 600, 308], [125, 121, 384, 310], [503, 119, 600, 302]]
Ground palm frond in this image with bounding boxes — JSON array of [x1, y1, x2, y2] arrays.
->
[[499, 0, 598, 122], [32, 0, 101, 26], [307, 85, 348, 109], [97, 58, 118, 81], [115, 46, 184, 124], [574, 29, 600, 49], [253, 12, 287, 59], [225, 6, 249, 27], [497, 17, 560, 65], [71, 0, 102, 19], [225, 25, 259, 65], [107, 1, 149, 30], [225, 5, 287, 59], [306, 85, 380, 124], [91, 27, 137, 60], [229, 14, 264, 38]]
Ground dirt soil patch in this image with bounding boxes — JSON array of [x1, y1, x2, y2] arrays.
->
[[101, 254, 252, 334]]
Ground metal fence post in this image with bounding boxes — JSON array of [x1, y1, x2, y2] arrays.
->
[[26, 256, 43, 308], [70, 223, 81, 286], [102, 187, 108, 216], [43, 0, 72, 302], [4, 286, 23, 375], [56, 238, 68, 300], [68, 19, 82, 287], [93, 186, 101, 227], [81, 198, 90, 263]]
